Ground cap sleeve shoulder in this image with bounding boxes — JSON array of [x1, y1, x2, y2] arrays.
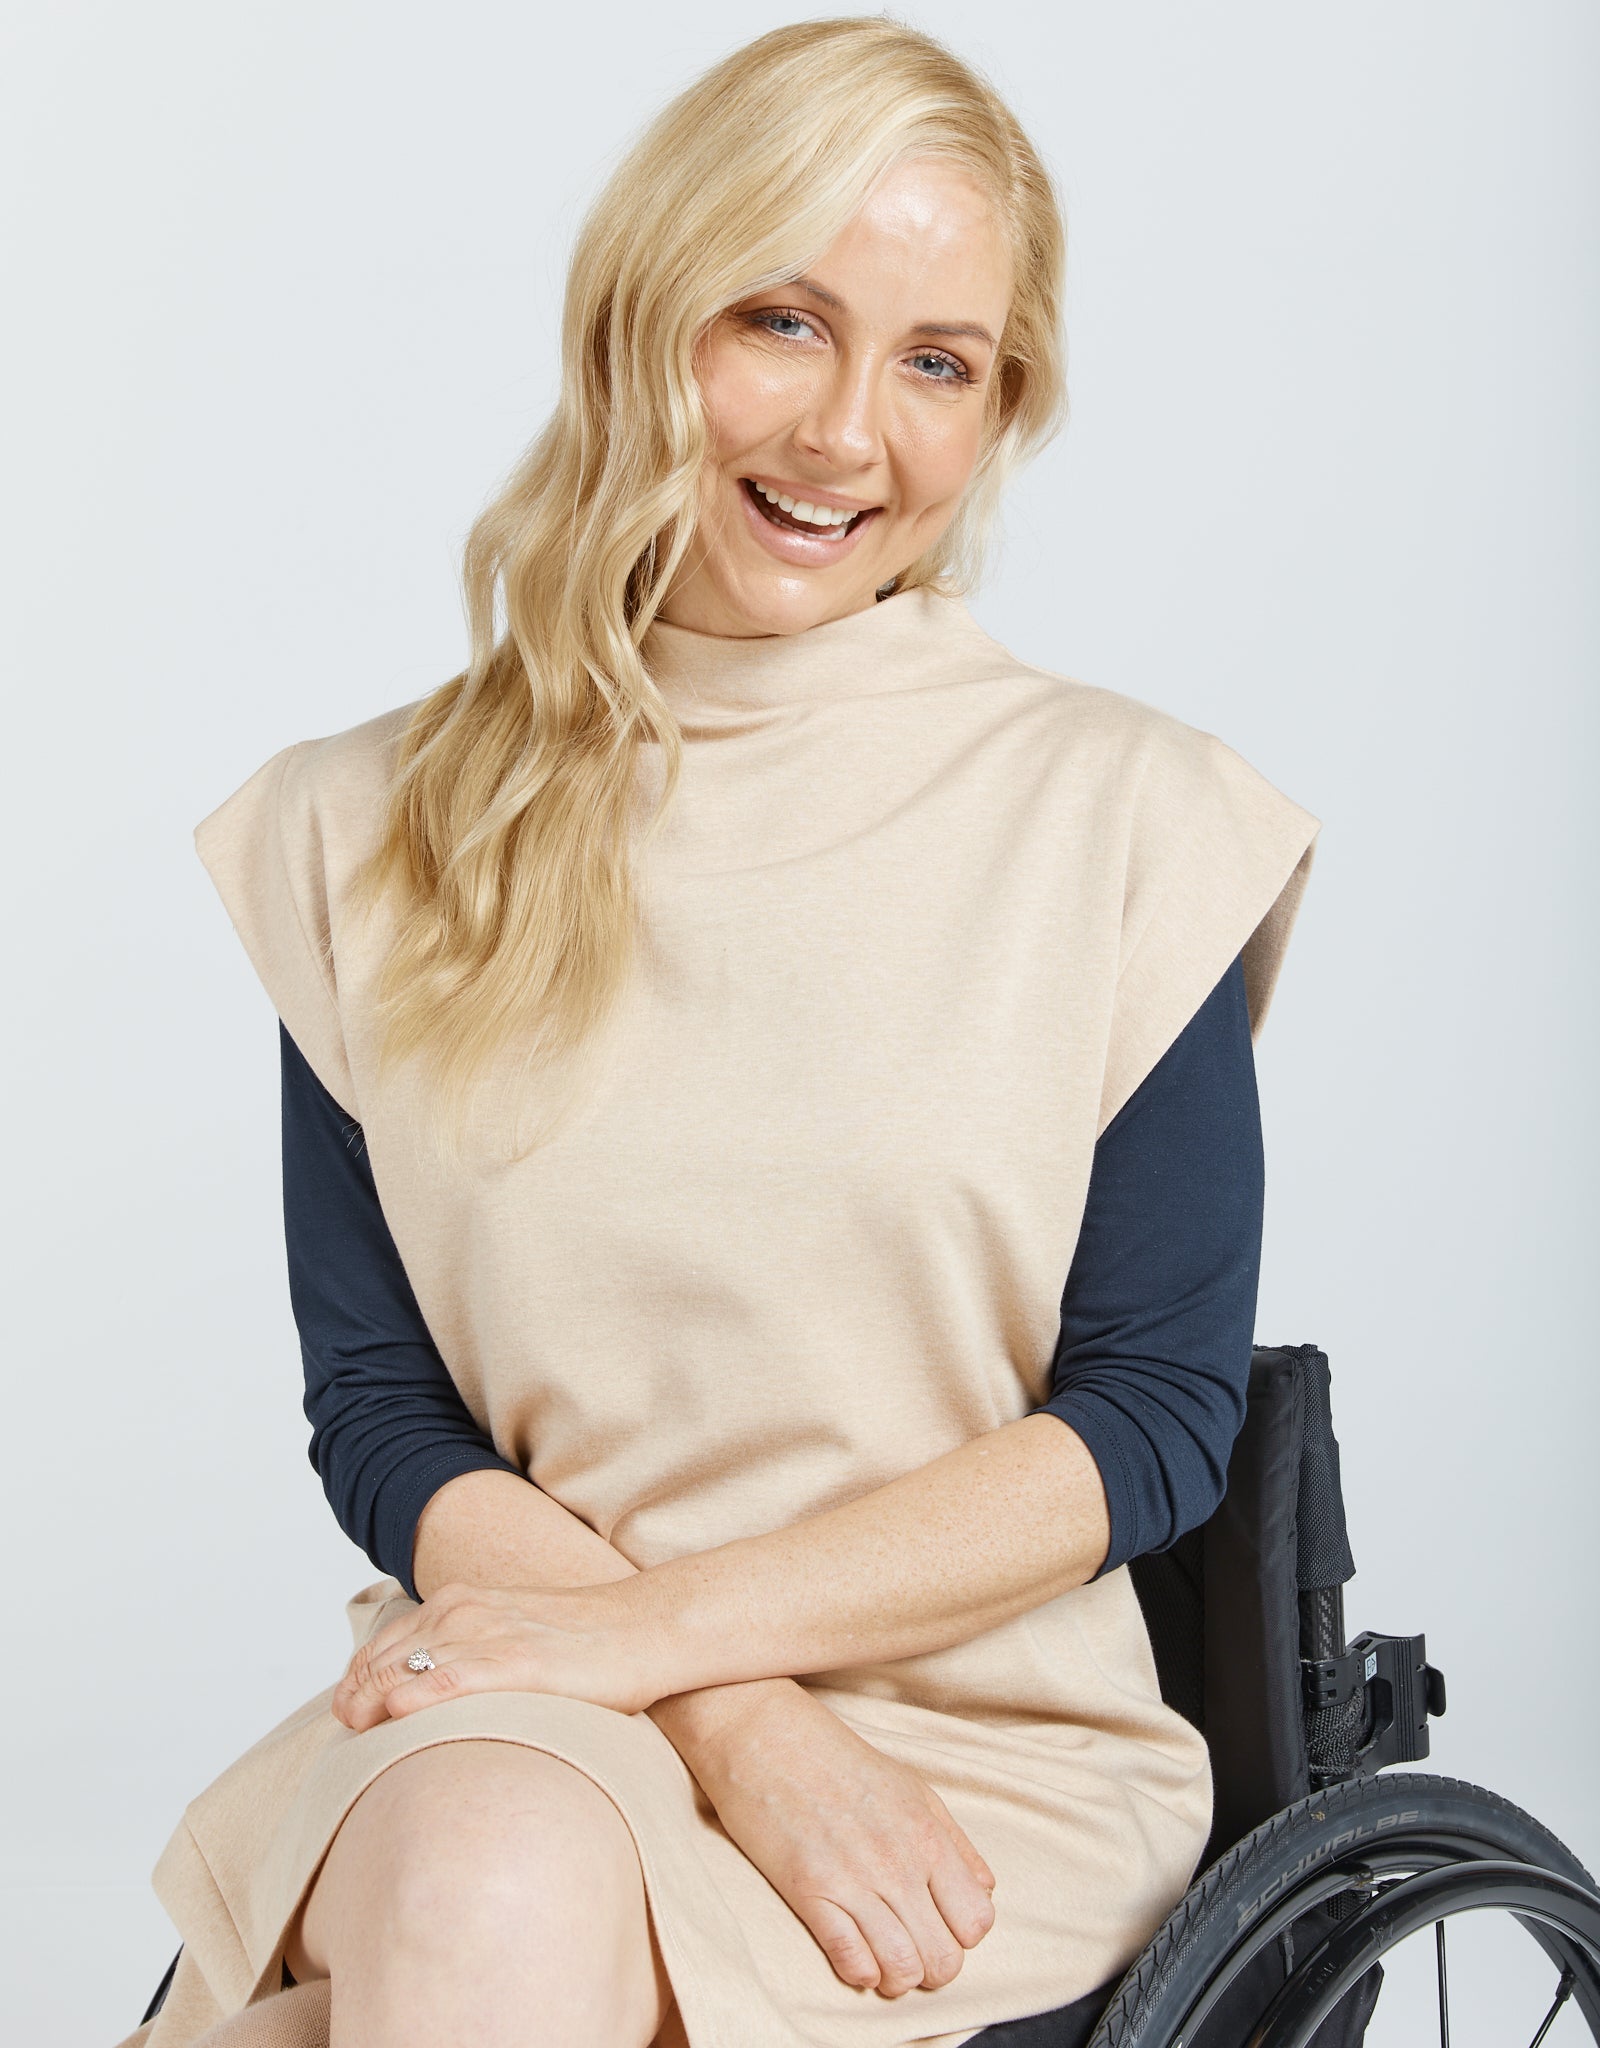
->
[[1097, 711, 1321, 1139], [193, 735, 361, 1118]]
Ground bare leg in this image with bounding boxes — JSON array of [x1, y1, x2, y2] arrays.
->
[[280, 1740, 676, 2048]]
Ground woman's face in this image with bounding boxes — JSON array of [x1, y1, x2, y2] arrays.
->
[[661, 154, 1015, 638]]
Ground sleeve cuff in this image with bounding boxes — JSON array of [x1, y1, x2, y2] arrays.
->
[[1034, 1394, 1142, 1580]]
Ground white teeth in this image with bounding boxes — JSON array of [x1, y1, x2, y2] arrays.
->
[[752, 481, 859, 529]]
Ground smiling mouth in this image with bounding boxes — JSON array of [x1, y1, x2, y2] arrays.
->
[[740, 477, 878, 539]]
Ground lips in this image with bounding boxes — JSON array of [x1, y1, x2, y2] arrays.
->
[[740, 477, 877, 538], [732, 473, 883, 568]]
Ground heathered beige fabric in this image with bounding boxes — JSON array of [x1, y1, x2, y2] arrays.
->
[[131, 585, 1319, 2048]]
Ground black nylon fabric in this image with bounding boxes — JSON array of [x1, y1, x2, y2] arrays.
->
[[1128, 1527, 1205, 1733], [1197, 1348, 1309, 1859], [1186, 1935, 1384, 2048]]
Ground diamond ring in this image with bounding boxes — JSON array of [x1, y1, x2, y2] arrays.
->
[[406, 1648, 436, 1672]]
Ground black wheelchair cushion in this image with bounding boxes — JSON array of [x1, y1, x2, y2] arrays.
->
[[967, 1973, 1118, 2045]]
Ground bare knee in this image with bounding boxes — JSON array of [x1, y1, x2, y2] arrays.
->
[[378, 1745, 644, 1957], [287, 1741, 656, 1990]]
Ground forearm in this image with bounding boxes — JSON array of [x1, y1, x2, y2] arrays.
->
[[635, 1413, 1111, 1697], [411, 1468, 805, 1759]]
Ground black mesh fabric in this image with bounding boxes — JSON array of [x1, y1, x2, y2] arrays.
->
[[1295, 1350, 1357, 1592]]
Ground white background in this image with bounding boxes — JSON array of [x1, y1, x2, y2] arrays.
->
[[3, 3, 1595, 2042]]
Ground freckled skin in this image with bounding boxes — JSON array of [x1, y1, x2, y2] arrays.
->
[[661, 155, 1015, 640]]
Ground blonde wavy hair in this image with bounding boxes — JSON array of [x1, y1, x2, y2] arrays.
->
[[351, 13, 1068, 1162]]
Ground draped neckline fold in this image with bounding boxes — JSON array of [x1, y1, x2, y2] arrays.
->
[[639, 582, 997, 716]]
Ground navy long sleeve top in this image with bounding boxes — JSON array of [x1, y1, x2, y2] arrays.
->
[[281, 952, 1264, 1602]]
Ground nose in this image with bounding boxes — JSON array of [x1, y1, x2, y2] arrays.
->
[[793, 348, 888, 475]]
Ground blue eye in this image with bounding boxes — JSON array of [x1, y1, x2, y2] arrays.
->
[[747, 310, 974, 386], [911, 350, 970, 383], [753, 311, 817, 341]]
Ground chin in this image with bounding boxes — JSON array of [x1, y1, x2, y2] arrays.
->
[[722, 566, 883, 636]]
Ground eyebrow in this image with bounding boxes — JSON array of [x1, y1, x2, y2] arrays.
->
[[787, 274, 999, 351]]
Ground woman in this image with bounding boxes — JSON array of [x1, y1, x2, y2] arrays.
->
[[126, 17, 1319, 2048]]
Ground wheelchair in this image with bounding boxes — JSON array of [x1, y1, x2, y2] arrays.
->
[[137, 1343, 1600, 2047], [969, 1343, 1600, 2047]]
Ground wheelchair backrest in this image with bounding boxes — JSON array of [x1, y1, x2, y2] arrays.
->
[[1129, 1342, 1357, 1866]]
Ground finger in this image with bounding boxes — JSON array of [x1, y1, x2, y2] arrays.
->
[[348, 1582, 487, 1673], [838, 1890, 938, 1999], [337, 1609, 442, 1681], [332, 1636, 477, 1729], [921, 1786, 997, 1892], [925, 1848, 998, 1953], [798, 1897, 883, 1991], [377, 1651, 527, 1722], [331, 1636, 395, 1722], [353, 1604, 441, 1669], [874, 1879, 969, 1992], [334, 1588, 491, 1709]]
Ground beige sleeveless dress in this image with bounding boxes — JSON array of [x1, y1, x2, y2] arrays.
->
[[123, 585, 1320, 2047]]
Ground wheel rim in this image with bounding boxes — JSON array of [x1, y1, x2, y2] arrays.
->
[[1248, 1861, 1600, 2048], [1140, 1822, 1600, 2047]]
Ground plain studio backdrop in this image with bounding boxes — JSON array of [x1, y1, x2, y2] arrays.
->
[[3, 4, 1595, 2042]]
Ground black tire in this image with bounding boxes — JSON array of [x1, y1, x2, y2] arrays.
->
[[1086, 1772, 1600, 2048]]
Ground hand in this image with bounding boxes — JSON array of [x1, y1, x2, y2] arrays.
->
[[683, 1683, 997, 1998], [330, 1579, 670, 1731]]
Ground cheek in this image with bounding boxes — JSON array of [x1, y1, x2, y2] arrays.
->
[[697, 337, 808, 461], [896, 410, 987, 512]]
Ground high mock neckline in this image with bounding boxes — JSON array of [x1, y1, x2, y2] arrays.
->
[[640, 583, 988, 712]]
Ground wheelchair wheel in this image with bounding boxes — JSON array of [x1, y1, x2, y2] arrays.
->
[[1088, 1772, 1600, 2048]]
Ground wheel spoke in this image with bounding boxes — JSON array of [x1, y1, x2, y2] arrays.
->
[[1436, 1919, 1450, 2048], [1525, 1968, 1575, 2048]]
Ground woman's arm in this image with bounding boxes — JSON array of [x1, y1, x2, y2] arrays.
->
[[632, 951, 1263, 1694], [282, 1020, 527, 1588], [280, 1021, 811, 1760], [1037, 944, 1265, 1572], [343, 953, 1267, 1722], [410, 1468, 812, 1752], [283, 1027, 1006, 1993], [634, 1415, 1103, 1694]]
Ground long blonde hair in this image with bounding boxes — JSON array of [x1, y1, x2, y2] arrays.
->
[[351, 14, 1068, 1161]]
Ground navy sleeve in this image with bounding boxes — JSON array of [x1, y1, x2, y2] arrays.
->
[[280, 1021, 527, 1600], [1035, 951, 1264, 1577], [282, 952, 1260, 1604]]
